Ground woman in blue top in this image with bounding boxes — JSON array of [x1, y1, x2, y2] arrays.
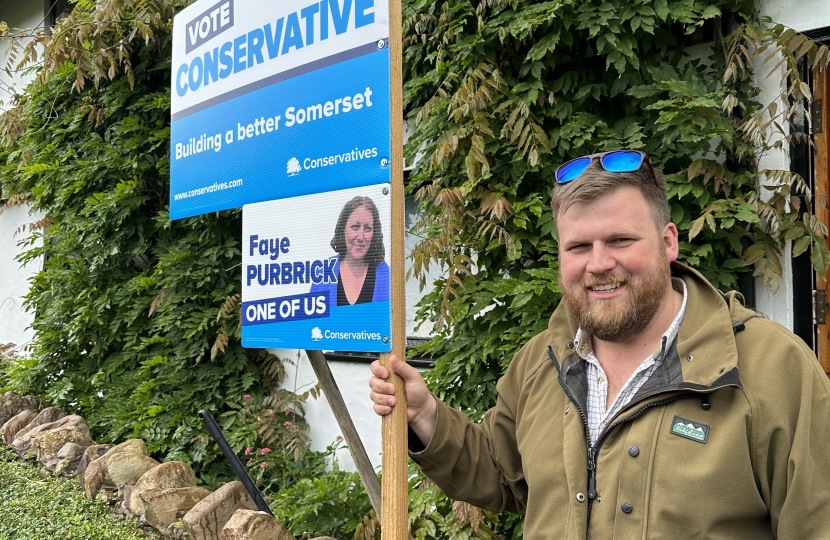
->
[[311, 196, 389, 307]]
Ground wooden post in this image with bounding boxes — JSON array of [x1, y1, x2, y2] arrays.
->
[[306, 350, 383, 518], [381, 0, 409, 536], [814, 66, 830, 376]]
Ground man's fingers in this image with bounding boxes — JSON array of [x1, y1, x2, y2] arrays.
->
[[370, 360, 388, 379], [389, 355, 422, 382], [368, 375, 396, 394], [373, 403, 392, 416], [370, 389, 396, 407]]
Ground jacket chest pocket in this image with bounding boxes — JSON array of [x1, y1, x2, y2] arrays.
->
[[642, 396, 764, 538]]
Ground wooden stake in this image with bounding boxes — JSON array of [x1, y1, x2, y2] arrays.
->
[[381, 0, 409, 536], [306, 350, 383, 518], [813, 66, 830, 375]]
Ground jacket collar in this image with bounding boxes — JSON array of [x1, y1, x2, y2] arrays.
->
[[548, 262, 747, 401]]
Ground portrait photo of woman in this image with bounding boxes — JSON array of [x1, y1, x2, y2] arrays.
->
[[311, 196, 390, 307]]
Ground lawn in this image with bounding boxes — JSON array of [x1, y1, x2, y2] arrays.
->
[[0, 447, 146, 540]]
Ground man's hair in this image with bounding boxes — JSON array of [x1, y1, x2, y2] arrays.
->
[[549, 160, 671, 230], [330, 196, 385, 264]]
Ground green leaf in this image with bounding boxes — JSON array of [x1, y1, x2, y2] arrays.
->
[[792, 235, 812, 257], [812, 241, 830, 279], [626, 85, 660, 98]]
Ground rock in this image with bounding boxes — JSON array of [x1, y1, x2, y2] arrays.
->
[[0, 392, 42, 426], [13, 407, 66, 442], [31, 416, 95, 463], [130, 461, 198, 517], [105, 438, 149, 457], [183, 481, 258, 540], [1, 409, 37, 445], [82, 439, 148, 498], [78, 444, 114, 481], [143, 486, 211, 531], [221, 509, 294, 540], [123, 484, 136, 513], [12, 414, 90, 458], [45, 441, 88, 474], [84, 456, 117, 498], [107, 452, 160, 489]]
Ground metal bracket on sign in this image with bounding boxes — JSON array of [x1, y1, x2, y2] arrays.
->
[[813, 100, 823, 134], [814, 289, 827, 325]]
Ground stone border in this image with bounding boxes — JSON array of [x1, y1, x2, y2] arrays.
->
[[0, 391, 323, 540]]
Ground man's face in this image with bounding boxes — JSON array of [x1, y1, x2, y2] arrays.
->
[[557, 185, 679, 342]]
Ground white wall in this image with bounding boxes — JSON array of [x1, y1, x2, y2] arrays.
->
[[760, 0, 830, 34], [0, 4, 48, 346], [278, 351, 382, 471], [745, 0, 822, 329], [0, 204, 45, 347], [0, 1, 46, 110]]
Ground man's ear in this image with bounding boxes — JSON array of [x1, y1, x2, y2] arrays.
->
[[663, 222, 680, 262]]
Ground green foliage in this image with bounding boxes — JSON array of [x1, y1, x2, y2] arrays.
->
[[272, 463, 504, 540], [272, 467, 374, 540], [209, 390, 337, 496], [0, 447, 145, 540], [0, 0, 295, 481]]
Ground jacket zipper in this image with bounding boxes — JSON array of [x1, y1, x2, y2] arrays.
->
[[547, 346, 595, 518], [547, 346, 591, 448], [547, 346, 701, 530]]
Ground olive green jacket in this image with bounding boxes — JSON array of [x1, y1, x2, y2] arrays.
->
[[410, 263, 830, 539]]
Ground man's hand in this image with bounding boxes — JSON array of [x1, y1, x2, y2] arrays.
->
[[369, 355, 438, 447]]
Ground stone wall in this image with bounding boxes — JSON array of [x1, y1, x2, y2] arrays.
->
[[0, 391, 322, 540]]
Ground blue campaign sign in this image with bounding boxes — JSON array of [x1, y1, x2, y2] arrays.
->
[[170, 0, 391, 219], [241, 184, 391, 352]]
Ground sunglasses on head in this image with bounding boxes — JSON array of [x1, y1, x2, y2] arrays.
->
[[555, 150, 658, 188]]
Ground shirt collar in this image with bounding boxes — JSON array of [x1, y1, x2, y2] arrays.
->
[[574, 277, 688, 360]]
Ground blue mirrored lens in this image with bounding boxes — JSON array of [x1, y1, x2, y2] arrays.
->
[[602, 151, 643, 172], [557, 158, 591, 183]]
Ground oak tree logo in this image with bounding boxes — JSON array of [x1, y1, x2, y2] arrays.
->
[[311, 327, 323, 341], [287, 157, 301, 176]]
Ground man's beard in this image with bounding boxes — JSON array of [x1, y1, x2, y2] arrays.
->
[[562, 254, 670, 342]]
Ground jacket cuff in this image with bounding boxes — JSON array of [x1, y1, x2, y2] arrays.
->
[[408, 396, 455, 467]]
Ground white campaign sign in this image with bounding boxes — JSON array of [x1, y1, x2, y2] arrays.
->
[[241, 184, 392, 351], [172, 0, 389, 117]]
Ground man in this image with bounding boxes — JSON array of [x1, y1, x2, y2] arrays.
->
[[369, 150, 830, 539]]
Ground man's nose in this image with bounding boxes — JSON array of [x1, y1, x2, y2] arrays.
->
[[586, 243, 615, 274]]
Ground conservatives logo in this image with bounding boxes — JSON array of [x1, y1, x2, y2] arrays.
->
[[289, 147, 379, 176], [287, 157, 302, 176], [309, 328, 383, 341]]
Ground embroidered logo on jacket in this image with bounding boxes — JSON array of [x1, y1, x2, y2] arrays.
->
[[670, 416, 709, 444]]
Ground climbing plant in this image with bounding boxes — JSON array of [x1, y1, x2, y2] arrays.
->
[[0, 0, 322, 481]]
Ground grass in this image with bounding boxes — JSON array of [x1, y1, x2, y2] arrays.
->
[[0, 447, 146, 540]]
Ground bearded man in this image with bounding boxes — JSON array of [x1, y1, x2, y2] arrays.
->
[[368, 150, 830, 539]]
